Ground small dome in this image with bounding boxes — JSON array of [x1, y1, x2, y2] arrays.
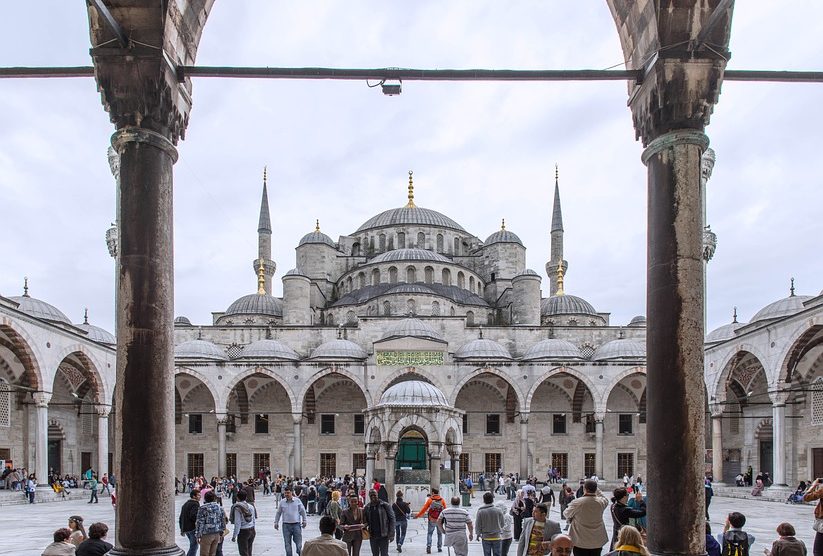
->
[[627, 315, 646, 327], [241, 339, 300, 361], [541, 295, 598, 317], [225, 293, 283, 318], [591, 339, 645, 361], [514, 269, 540, 279], [454, 338, 512, 360], [174, 316, 192, 326], [175, 339, 228, 361], [370, 249, 451, 264], [380, 318, 445, 342], [706, 321, 746, 343], [378, 380, 449, 407], [284, 268, 307, 277], [310, 339, 367, 360], [10, 295, 72, 325], [77, 322, 115, 345], [521, 339, 582, 361], [751, 295, 813, 323], [484, 229, 523, 246], [386, 284, 435, 296], [356, 207, 466, 233], [299, 230, 335, 247]]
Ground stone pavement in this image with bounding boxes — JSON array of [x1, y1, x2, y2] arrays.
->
[[1, 491, 817, 556]]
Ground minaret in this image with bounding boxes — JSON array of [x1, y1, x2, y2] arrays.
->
[[701, 148, 717, 330], [545, 164, 567, 296], [254, 167, 276, 294]]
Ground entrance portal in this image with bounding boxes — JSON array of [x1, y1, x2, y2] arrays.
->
[[48, 440, 61, 475], [396, 430, 427, 470], [759, 440, 773, 477]]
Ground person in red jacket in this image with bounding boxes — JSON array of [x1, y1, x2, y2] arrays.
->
[[415, 489, 446, 553]]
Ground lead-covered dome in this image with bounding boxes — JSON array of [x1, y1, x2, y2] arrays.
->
[[77, 322, 116, 345], [591, 339, 645, 361], [175, 339, 228, 361], [378, 380, 449, 407], [706, 321, 745, 343], [310, 339, 367, 360], [174, 316, 192, 326], [521, 339, 582, 361], [356, 207, 466, 234], [541, 295, 598, 317], [240, 339, 301, 361], [380, 318, 445, 342], [224, 293, 283, 318], [628, 315, 646, 327], [751, 294, 813, 323], [371, 249, 451, 264], [299, 230, 335, 247], [10, 294, 71, 325], [454, 338, 512, 360], [484, 228, 523, 246]]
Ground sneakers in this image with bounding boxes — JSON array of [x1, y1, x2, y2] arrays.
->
[[426, 548, 431, 554], [397, 547, 402, 553], [438, 549, 443, 553]]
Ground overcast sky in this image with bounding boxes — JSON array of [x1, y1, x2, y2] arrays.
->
[[1, 2, 821, 336]]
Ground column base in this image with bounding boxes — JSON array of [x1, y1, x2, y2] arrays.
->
[[109, 546, 184, 556]]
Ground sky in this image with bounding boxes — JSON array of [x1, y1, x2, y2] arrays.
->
[[0, 2, 821, 336]]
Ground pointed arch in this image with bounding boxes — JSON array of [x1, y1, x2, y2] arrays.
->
[[712, 349, 768, 404], [526, 366, 600, 413], [777, 322, 823, 384], [0, 320, 44, 390], [295, 366, 370, 411], [51, 346, 108, 404], [387, 413, 441, 444], [223, 367, 296, 415], [449, 367, 525, 413]]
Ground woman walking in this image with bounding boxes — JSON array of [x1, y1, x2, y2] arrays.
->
[[392, 491, 411, 552], [340, 492, 365, 556], [803, 478, 823, 556]]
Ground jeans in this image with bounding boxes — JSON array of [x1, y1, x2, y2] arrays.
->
[[185, 531, 199, 556], [369, 536, 390, 556], [482, 539, 502, 556], [426, 520, 443, 549], [501, 538, 512, 556], [89, 488, 98, 503], [237, 527, 256, 556], [346, 536, 362, 556], [282, 523, 303, 556], [395, 519, 407, 547], [27, 490, 35, 503]]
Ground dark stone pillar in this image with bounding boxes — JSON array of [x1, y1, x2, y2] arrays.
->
[[110, 127, 181, 556], [642, 130, 709, 556]]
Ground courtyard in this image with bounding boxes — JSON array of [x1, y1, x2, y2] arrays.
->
[[2, 491, 817, 556]]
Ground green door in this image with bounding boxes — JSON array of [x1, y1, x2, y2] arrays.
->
[[396, 436, 427, 470]]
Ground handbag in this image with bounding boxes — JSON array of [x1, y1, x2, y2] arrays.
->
[[813, 518, 823, 534], [362, 528, 371, 540]]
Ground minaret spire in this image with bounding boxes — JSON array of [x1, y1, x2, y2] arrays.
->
[[546, 163, 567, 296], [406, 170, 416, 208], [254, 166, 276, 294]]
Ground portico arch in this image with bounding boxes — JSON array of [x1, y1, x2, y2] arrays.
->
[[222, 366, 296, 414]]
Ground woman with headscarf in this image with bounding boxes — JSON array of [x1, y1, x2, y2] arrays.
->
[[511, 490, 526, 541]]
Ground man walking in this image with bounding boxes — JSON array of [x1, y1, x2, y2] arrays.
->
[[275, 486, 308, 556], [179, 489, 201, 556], [563, 480, 608, 556], [303, 516, 348, 556], [364, 489, 396, 556], [415, 488, 447, 553], [438, 496, 473, 556], [231, 490, 257, 556], [476, 491, 506, 556], [517, 503, 561, 556], [88, 474, 99, 504]]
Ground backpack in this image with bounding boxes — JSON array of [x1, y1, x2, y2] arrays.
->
[[229, 502, 253, 525], [722, 530, 749, 556], [428, 497, 444, 520]]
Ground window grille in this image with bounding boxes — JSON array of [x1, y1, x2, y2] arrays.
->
[[812, 377, 823, 426], [0, 379, 10, 427]]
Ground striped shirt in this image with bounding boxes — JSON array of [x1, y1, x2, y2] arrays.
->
[[440, 506, 472, 534]]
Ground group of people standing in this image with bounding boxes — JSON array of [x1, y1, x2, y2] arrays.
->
[[41, 515, 113, 556]]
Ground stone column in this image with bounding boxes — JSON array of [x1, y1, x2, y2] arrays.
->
[[642, 129, 709, 556], [97, 406, 110, 476], [594, 417, 604, 478], [292, 414, 303, 478], [519, 414, 529, 478], [110, 126, 181, 556], [772, 401, 787, 486], [32, 392, 51, 484], [383, 443, 396, 499], [451, 446, 462, 495], [365, 445, 377, 492], [216, 415, 228, 478], [429, 443, 442, 491], [710, 405, 724, 484]]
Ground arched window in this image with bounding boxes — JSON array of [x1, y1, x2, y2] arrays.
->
[[368, 237, 375, 253], [407, 299, 416, 315], [0, 378, 10, 427], [424, 266, 434, 284], [454, 237, 460, 255], [442, 268, 451, 286], [352, 243, 361, 256], [469, 276, 475, 292], [457, 272, 465, 289], [389, 266, 398, 283], [346, 276, 353, 293], [466, 311, 475, 326], [487, 313, 494, 325], [358, 272, 366, 289], [388, 236, 394, 250], [431, 301, 440, 316], [372, 269, 381, 286], [326, 313, 335, 326], [379, 234, 386, 251], [383, 301, 392, 316], [347, 311, 358, 325], [417, 232, 426, 248], [406, 266, 417, 283], [397, 232, 405, 248], [436, 234, 444, 253]]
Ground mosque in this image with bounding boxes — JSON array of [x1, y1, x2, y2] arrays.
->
[[1, 158, 821, 494]]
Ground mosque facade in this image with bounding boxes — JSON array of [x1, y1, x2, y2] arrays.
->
[[1, 161, 821, 491]]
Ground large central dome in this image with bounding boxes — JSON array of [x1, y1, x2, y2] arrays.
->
[[355, 206, 466, 233]]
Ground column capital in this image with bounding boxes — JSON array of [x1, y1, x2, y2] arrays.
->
[[709, 403, 724, 418], [382, 441, 397, 460], [111, 127, 179, 162], [641, 129, 710, 165], [519, 412, 530, 425], [366, 443, 381, 457], [96, 405, 111, 418], [32, 392, 51, 408], [216, 414, 229, 427], [428, 442, 444, 459], [770, 389, 791, 406], [292, 413, 303, 426]]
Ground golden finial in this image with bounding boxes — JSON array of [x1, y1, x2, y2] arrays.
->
[[23, 276, 29, 297], [257, 259, 266, 295], [406, 170, 416, 208], [501, 219, 506, 231], [556, 262, 565, 296], [315, 219, 320, 233]]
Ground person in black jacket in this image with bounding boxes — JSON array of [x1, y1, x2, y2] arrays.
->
[[179, 489, 201, 556], [392, 491, 411, 552], [609, 488, 646, 551], [75, 522, 113, 556]]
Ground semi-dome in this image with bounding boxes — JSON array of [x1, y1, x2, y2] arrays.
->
[[751, 295, 813, 323], [370, 249, 451, 264], [521, 339, 583, 361], [310, 339, 367, 360], [484, 228, 523, 246], [378, 380, 449, 407], [175, 339, 228, 361], [10, 294, 72, 325], [706, 321, 746, 343], [298, 230, 335, 247], [225, 293, 283, 317], [591, 339, 645, 361], [77, 322, 116, 345], [627, 315, 646, 327], [541, 295, 598, 317], [356, 206, 466, 233], [380, 318, 445, 342], [241, 339, 300, 361], [174, 316, 192, 326], [454, 338, 512, 360]]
